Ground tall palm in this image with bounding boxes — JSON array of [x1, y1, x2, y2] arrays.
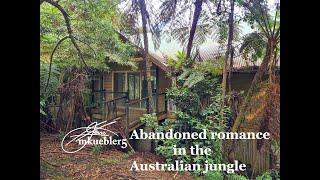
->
[[157, 0, 211, 60], [221, 0, 235, 123], [119, 0, 161, 113], [138, 0, 154, 113]]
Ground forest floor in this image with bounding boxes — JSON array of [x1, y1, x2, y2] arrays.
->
[[40, 134, 194, 180]]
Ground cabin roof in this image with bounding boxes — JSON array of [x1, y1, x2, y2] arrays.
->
[[148, 52, 169, 72], [195, 46, 280, 72], [118, 32, 280, 73]]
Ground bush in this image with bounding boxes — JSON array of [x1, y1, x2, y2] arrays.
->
[[204, 171, 223, 180], [166, 87, 200, 114], [145, 55, 232, 176], [256, 170, 280, 180], [143, 89, 231, 176], [227, 174, 248, 180], [91, 145, 103, 155]]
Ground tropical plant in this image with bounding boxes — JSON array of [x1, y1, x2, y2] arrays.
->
[[256, 170, 280, 180], [157, 0, 209, 60], [226, 173, 248, 180], [40, 63, 61, 115], [231, 0, 280, 133], [153, 90, 231, 176], [145, 57, 231, 176], [239, 31, 266, 63], [227, 0, 280, 169], [92, 145, 103, 156], [204, 171, 223, 180], [40, 63, 61, 100]]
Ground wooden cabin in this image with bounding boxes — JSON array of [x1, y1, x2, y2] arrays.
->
[[86, 43, 280, 173], [86, 51, 176, 135]]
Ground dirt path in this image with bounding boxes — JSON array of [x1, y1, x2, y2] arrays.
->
[[40, 134, 194, 180]]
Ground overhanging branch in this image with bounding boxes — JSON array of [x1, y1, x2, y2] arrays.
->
[[44, 35, 70, 92], [43, 0, 89, 72]]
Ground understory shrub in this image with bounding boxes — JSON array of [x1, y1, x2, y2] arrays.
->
[[91, 145, 103, 155], [143, 79, 231, 176], [204, 171, 223, 180], [142, 51, 233, 176], [227, 174, 248, 180], [256, 170, 280, 180]]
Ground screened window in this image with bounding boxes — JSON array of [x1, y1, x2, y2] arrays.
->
[[90, 74, 103, 104], [114, 73, 125, 98], [128, 73, 140, 100]]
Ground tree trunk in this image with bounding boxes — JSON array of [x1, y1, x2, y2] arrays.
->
[[139, 0, 154, 113], [185, 0, 203, 59], [221, 0, 235, 121], [228, 46, 234, 93], [231, 39, 275, 132]]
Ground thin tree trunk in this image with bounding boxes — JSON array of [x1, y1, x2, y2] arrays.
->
[[228, 46, 234, 93], [185, 0, 203, 59], [221, 0, 235, 121], [139, 0, 153, 113], [231, 39, 275, 132]]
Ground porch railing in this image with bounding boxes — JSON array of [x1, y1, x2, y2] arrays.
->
[[123, 92, 167, 136], [83, 90, 128, 121], [46, 90, 169, 134], [84, 90, 168, 133]]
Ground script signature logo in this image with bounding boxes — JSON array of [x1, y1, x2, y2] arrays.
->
[[61, 120, 118, 153]]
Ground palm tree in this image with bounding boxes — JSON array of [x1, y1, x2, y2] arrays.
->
[[185, 0, 204, 59], [231, 0, 280, 133], [138, 0, 154, 113], [157, 0, 210, 60], [118, 0, 162, 113], [221, 0, 235, 123]]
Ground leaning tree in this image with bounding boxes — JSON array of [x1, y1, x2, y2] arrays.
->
[[232, 0, 280, 133], [227, 0, 280, 167]]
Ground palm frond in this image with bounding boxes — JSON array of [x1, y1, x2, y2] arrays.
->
[[40, 63, 61, 100], [239, 31, 266, 61], [157, 0, 178, 29]]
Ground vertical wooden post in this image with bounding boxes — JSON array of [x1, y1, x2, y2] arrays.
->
[[155, 93, 159, 114], [164, 93, 168, 113], [125, 92, 129, 138], [102, 91, 106, 122]]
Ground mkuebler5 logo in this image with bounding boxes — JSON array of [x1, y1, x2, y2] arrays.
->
[[61, 120, 128, 153]]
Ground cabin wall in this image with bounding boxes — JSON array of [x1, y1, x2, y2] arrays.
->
[[102, 62, 169, 114], [228, 72, 255, 93], [157, 68, 170, 113], [228, 72, 279, 93], [234, 139, 270, 177], [103, 72, 113, 101], [158, 68, 170, 93]]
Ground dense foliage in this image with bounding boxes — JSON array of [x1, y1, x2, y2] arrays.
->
[[142, 52, 232, 176], [40, 0, 136, 69], [40, 0, 138, 117]]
